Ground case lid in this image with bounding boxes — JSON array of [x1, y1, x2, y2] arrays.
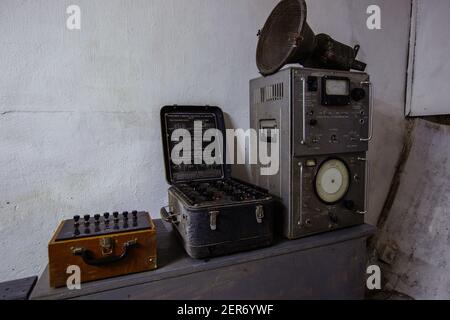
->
[[160, 105, 231, 184]]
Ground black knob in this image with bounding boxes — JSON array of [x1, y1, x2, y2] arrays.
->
[[73, 215, 80, 223], [83, 215, 90, 222], [123, 211, 128, 219], [94, 214, 101, 222], [103, 212, 110, 220], [344, 200, 355, 210], [113, 211, 119, 218], [309, 119, 318, 126], [351, 88, 366, 101], [132, 210, 138, 218]]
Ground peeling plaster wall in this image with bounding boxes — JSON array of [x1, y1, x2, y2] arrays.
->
[[0, 0, 411, 282], [377, 119, 450, 299]]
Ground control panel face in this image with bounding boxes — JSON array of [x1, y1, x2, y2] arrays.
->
[[55, 211, 152, 241], [292, 153, 366, 238], [293, 69, 370, 156], [175, 179, 269, 206]]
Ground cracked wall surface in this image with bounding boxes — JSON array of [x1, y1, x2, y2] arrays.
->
[[0, 0, 411, 282], [376, 119, 450, 299]]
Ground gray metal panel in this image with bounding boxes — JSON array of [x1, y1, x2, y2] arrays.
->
[[291, 153, 366, 239], [250, 68, 293, 237], [292, 68, 370, 156], [30, 219, 375, 300]]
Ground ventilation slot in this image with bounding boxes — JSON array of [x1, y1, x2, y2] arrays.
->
[[254, 83, 284, 104]]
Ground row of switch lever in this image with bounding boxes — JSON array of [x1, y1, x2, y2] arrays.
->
[[73, 211, 138, 225]]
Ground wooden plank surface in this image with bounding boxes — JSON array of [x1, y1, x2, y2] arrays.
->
[[75, 238, 368, 300], [31, 220, 375, 300], [0, 276, 37, 300]]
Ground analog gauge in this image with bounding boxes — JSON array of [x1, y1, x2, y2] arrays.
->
[[315, 159, 350, 204], [325, 79, 349, 96]]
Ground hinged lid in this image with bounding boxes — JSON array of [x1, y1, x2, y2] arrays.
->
[[160, 105, 231, 184]]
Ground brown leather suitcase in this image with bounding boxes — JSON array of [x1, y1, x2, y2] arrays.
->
[[48, 211, 157, 288]]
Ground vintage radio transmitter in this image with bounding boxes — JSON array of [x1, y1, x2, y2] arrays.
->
[[48, 211, 157, 288], [250, 67, 372, 239]]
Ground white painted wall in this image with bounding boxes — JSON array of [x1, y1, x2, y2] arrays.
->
[[0, 0, 411, 282]]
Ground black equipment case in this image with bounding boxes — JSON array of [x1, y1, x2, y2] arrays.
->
[[160, 105, 274, 259]]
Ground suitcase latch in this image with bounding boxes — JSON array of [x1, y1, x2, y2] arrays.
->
[[100, 237, 114, 256], [256, 205, 264, 224], [209, 211, 219, 231]]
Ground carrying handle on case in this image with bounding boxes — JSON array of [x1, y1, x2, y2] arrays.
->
[[356, 157, 370, 215], [297, 161, 304, 226], [360, 80, 374, 142], [300, 77, 307, 145], [72, 239, 138, 266], [160, 206, 180, 224]]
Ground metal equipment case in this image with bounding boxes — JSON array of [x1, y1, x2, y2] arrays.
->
[[250, 67, 372, 239], [160, 106, 274, 259]]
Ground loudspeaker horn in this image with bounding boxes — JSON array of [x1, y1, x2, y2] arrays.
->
[[256, 0, 366, 76]]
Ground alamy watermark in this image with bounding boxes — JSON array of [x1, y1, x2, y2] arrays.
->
[[66, 5, 81, 30], [170, 121, 279, 176], [366, 265, 382, 290], [66, 4, 381, 31], [367, 5, 382, 30], [66, 265, 81, 290]]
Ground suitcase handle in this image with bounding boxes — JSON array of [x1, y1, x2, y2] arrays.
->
[[160, 206, 180, 224], [72, 239, 138, 266]]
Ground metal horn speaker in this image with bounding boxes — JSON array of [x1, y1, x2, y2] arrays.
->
[[256, 0, 367, 76]]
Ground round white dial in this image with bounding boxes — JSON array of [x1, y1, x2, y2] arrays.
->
[[315, 159, 350, 204]]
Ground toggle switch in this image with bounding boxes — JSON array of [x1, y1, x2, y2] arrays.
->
[[329, 212, 338, 224]]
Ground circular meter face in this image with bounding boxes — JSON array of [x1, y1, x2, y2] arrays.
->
[[315, 159, 350, 204]]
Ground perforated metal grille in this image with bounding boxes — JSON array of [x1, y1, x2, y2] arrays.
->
[[253, 83, 284, 104]]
